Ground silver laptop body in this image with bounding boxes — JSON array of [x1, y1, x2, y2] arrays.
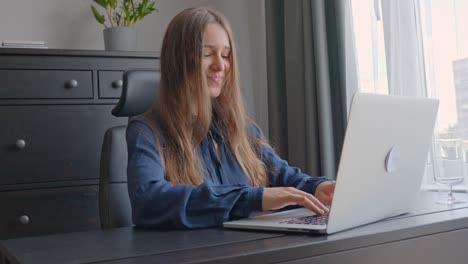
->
[[223, 93, 439, 234]]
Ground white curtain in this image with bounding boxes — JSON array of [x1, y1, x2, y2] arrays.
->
[[380, 0, 426, 97]]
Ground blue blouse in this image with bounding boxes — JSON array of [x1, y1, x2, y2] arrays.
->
[[126, 116, 329, 229]]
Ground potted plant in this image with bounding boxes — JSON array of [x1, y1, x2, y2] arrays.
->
[[91, 0, 158, 51]]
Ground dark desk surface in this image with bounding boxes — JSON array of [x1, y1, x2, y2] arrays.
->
[[1, 191, 468, 264]]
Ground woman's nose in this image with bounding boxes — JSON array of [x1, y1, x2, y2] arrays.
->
[[210, 55, 225, 72]]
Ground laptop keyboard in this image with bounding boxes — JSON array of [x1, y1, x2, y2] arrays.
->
[[278, 214, 329, 225]]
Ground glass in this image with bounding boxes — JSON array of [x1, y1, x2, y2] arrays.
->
[[432, 138, 466, 205]]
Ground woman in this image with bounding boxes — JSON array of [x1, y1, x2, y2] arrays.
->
[[126, 7, 335, 229]]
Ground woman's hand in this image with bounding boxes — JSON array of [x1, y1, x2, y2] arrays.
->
[[314, 181, 335, 206], [262, 187, 329, 215]]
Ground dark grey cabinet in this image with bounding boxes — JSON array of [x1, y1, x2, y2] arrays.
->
[[0, 185, 99, 239], [98, 70, 124, 98], [0, 69, 93, 99], [0, 48, 159, 239]]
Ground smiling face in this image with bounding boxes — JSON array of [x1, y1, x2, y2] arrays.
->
[[202, 23, 231, 98]]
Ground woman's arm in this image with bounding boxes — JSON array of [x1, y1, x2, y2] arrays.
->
[[126, 120, 263, 229]]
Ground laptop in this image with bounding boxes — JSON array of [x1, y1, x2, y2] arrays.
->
[[224, 93, 439, 234]]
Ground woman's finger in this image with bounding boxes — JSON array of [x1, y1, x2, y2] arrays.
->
[[287, 188, 329, 213], [287, 194, 326, 215]]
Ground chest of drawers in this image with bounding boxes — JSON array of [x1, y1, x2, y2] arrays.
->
[[0, 48, 159, 239]]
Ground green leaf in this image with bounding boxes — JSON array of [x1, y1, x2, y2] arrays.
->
[[123, 4, 130, 17], [130, 0, 137, 17], [146, 2, 155, 12], [128, 14, 136, 25], [91, 6, 106, 25], [108, 0, 117, 8], [93, 0, 107, 8], [137, 3, 144, 16]]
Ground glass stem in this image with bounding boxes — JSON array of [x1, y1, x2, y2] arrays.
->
[[448, 184, 455, 201]]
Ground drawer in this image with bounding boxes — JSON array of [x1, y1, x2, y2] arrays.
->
[[0, 105, 126, 185], [0, 69, 93, 99], [98, 71, 124, 99], [0, 186, 99, 239]]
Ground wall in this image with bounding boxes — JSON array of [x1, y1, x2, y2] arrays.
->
[[0, 0, 268, 133]]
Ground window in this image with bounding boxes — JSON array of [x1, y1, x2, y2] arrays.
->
[[350, 0, 468, 190], [350, 0, 388, 95], [419, 0, 468, 189]]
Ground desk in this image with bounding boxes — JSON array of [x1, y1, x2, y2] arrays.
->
[[1, 191, 468, 264]]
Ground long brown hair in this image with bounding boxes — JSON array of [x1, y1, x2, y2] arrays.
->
[[146, 7, 268, 187]]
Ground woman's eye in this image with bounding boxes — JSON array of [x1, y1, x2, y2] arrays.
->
[[204, 53, 211, 57], [222, 55, 230, 59]]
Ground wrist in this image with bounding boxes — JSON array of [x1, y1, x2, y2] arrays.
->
[[230, 186, 264, 220]]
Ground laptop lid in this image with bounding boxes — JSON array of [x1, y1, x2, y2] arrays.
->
[[326, 93, 438, 234]]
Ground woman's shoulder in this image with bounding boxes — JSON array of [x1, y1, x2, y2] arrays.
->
[[246, 119, 264, 139], [127, 115, 153, 133], [126, 114, 164, 144]]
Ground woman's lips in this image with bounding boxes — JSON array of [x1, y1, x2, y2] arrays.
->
[[207, 76, 223, 85]]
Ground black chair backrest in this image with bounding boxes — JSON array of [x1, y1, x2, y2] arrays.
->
[[112, 69, 160, 117], [99, 69, 160, 229]]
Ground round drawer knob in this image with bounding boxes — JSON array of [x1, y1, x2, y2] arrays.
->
[[19, 215, 30, 225], [112, 80, 123, 89], [16, 139, 26, 149], [65, 79, 78, 89]]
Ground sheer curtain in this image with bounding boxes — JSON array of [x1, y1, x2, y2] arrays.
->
[[381, 0, 426, 97]]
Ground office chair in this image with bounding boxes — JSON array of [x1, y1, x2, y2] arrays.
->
[[99, 69, 160, 229]]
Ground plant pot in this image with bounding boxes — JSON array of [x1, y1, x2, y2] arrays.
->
[[103, 27, 137, 51]]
